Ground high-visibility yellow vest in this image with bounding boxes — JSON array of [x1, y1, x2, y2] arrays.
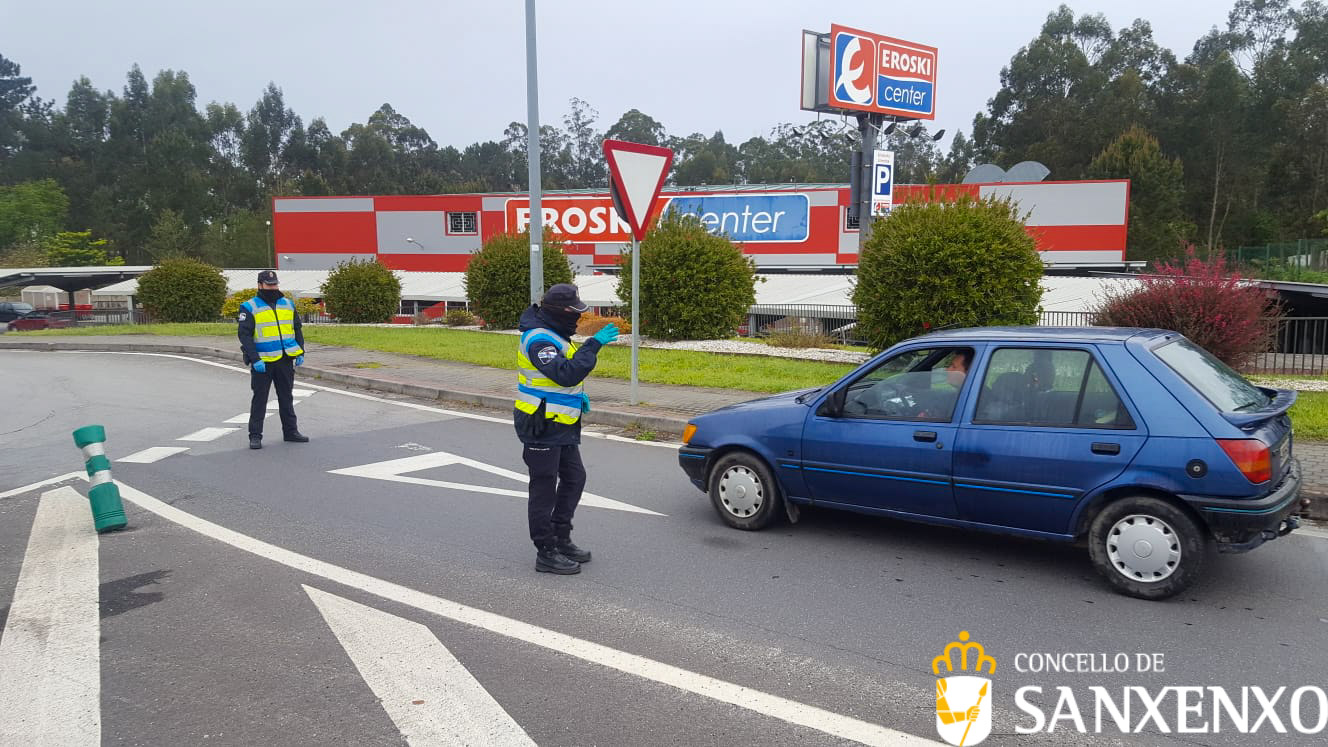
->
[[243, 296, 304, 363], [515, 327, 583, 425]]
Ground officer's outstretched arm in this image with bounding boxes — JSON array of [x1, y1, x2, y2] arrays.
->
[[529, 339, 601, 387]]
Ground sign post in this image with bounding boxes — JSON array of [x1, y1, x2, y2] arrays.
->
[[524, 0, 544, 303], [602, 139, 674, 405]]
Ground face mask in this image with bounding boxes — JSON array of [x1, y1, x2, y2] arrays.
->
[[258, 289, 284, 304]]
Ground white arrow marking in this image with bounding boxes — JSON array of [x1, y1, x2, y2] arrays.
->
[[305, 586, 536, 746], [121, 446, 190, 463], [328, 451, 664, 516], [0, 486, 101, 745]]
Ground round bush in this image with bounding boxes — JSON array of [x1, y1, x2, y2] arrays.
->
[[464, 230, 573, 329], [443, 308, 476, 326], [853, 195, 1043, 350], [616, 211, 757, 340], [135, 258, 228, 323], [221, 288, 318, 317], [320, 259, 402, 323]]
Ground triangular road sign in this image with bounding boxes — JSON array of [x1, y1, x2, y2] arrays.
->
[[603, 139, 674, 241]]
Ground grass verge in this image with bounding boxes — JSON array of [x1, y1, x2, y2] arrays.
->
[[15, 324, 854, 394], [1291, 391, 1328, 440]]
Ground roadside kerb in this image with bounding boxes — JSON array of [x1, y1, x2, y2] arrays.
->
[[0, 339, 691, 435]]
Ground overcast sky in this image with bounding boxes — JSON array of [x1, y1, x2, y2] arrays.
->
[[3, 1, 1245, 150]]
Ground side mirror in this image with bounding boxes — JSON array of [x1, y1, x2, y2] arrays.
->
[[818, 388, 846, 418]]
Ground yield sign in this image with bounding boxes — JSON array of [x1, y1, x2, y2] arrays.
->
[[603, 139, 674, 241], [328, 451, 665, 516]]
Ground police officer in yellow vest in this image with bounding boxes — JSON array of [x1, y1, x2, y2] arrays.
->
[[516, 283, 619, 574], [237, 270, 309, 450]]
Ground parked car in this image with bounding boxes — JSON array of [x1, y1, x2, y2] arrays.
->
[[0, 301, 35, 323], [6, 310, 74, 332], [678, 327, 1305, 600]]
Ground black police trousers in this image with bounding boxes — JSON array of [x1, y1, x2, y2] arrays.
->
[[249, 357, 298, 439], [523, 444, 586, 549]]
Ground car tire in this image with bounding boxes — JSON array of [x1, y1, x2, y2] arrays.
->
[[708, 452, 783, 531], [1087, 496, 1208, 601]]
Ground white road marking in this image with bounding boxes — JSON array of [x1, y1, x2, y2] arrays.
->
[[225, 413, 271, 424], [113, 480, 933, 746], [292, 388, 316, 397], [178, 427, 239, 442], [1297, 523, 1328, 540], [328, 452, 665, 516], [305, 586, 536, 747], [121, 446, 191, 463], [0, 487, 101, 745], [32, 351, 684, 449], [0, 471, 83, 500]]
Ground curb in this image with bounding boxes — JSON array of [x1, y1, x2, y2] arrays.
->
[[0, 339, 691, 434]]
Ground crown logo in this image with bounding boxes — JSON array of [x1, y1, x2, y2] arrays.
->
[[932, 631, 996, 676]]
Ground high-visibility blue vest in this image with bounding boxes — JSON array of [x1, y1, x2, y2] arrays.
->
[[243, 296, 304, 363], [515, 327, 583, 425]]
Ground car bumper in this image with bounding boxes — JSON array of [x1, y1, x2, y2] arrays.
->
[[1180, 459, 1307, 553], [678, 446, 711, 491]]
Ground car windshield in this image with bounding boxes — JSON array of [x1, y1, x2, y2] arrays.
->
[[1153, 338, 1270, 412], [12, 303, 34, 313]]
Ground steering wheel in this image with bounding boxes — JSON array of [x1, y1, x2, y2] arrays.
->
[[872, 382, 910, 416]]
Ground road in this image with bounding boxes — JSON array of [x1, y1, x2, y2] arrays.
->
[[2, 350, 1326, 746]]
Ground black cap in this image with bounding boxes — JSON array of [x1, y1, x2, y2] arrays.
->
[[257, 270, 279, 285], [540, 283, 589, 313]]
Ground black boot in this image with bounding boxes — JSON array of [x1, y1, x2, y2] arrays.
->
[[249, 435, 262, 450], [536, 546, 580, 574], [555, 536, 592, 563]]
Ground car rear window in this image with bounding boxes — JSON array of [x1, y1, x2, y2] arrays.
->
[[12, 303, 34, 313], [1153, 339, 1270, 412]]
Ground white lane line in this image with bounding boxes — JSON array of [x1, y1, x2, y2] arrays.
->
[[305, 586, 536, 747], [0, 486, 101, 745], [36, 351, 684, 449], [328, 452, 665, 516], [114, 480, 935, 746], [178, 427, 239, 442], [292, 389, 316, 397], [120, 446, 191, 464], [1297, 523, 1328, 540], [225, 413, 272, 424], [0, 471, 83, 500]]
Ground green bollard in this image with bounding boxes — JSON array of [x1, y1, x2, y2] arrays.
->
[[72, 425, 128, 533]]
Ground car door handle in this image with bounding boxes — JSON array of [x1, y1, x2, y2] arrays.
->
[[1091, 442, 1121, 456], [914, 430, 937, 443]]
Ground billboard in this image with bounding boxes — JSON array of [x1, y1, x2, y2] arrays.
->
[[507, 194, 812, 244], [827, 24, 937, 119]]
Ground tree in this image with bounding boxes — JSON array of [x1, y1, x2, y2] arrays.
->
[[144, 209, 194, 260], [464, 230, 573, 329], [853, 194, 1043, 350], [563, 97, 605, 188], [200, 210, 271, 268], [44, 230, 120, 266], [1087, 126, 1191, 262], [0, 179, 68, 249], [615, 211, 757, 340], [0, 53, 35, 159], [135, 257, 229, 322], [320, 258, 401, 323], [604, 109, 666, 147]]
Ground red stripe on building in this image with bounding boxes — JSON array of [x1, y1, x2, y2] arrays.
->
[[1026, 224, 1127, 252], [274, 212, 377, 253]]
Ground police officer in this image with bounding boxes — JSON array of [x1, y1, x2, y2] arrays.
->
[[237, 270, 309, 450], [515, 283, 619, 574]]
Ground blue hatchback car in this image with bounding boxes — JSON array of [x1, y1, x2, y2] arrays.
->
[[678, 327, 1306, 600]]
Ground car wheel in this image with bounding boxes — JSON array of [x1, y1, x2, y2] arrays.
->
[[708, 452, 782, 531], [1087, 496, 1208, 601]]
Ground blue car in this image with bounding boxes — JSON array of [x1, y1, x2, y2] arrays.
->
[[678, 327, 1306, 600]]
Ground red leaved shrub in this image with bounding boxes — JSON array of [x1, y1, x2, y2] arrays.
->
[[1092, 247, 1280, 367]]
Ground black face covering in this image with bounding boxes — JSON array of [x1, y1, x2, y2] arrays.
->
[[258, 289, 284, 304], [539, 306, 581, 339]]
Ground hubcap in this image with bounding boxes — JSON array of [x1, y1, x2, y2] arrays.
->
[[718, 465, 763, 518], [1106, 514, 1182, 582]]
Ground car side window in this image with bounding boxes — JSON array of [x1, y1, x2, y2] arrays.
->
[[839, 347, 974, 421], [973, 347, 1132, 428]]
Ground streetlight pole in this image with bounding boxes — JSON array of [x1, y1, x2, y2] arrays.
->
[[266, 219, 274, 269], [525, 0, 544, 303]]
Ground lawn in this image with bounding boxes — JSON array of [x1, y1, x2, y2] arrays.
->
[[16, 324, 855, 394], [1291, 391, 1328, 440]]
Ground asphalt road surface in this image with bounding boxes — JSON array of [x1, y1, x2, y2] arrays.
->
[[2, 350, 1327, 746]]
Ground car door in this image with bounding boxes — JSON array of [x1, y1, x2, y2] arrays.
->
[[801, 345, 976, 518], [953, 345, 1147, 535]]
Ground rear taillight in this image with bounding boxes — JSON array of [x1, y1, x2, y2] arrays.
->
[[1217, 439, 1272, 483]]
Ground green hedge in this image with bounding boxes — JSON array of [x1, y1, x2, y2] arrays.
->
[[135, 258, 228, 323], [464, 230, 573, 329], [320, 259, 401, 323]]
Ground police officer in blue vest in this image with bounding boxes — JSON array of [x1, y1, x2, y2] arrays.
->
[[515, 283, 619, 574], [237, 270, 310, 450]]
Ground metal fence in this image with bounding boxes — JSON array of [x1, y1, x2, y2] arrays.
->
[[1235, 239, 1328, 272]]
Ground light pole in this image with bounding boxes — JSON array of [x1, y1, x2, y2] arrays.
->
[[525, 0, 544, 303], [266, 219, 274, 269]]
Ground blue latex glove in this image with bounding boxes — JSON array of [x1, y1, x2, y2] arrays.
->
[[252, 360, 266, 373], [295, 354, 304, 367], [592, 323, 620, 345], [581, 393, 591, 413]]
